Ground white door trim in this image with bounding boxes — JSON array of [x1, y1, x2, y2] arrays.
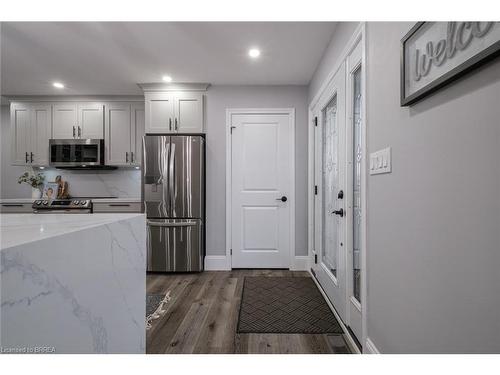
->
[[308, 22, 368, 349], [226, 108, 295, 269]]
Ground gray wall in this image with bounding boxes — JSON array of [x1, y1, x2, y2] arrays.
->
[[308, 22, 359, 102], [365, 22, 500, 353], [205, 85, 309, 257]]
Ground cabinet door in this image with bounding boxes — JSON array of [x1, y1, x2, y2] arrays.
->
[[131, 103, 145, 166], [174, 92, 203, 133], [145, 92, 175, 133], [10, 103, 31, 165], [104, 103, 131, 166], [31, 104, 52, 166], [78, 103, 104, 139], [53, 103, 78, 139]]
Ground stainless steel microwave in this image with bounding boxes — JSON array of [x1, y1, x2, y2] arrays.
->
[[49, 139, 104, 167]]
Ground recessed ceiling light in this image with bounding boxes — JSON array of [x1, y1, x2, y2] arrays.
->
[[248, 48, 261, 58], [53, 82, 64, 89], [162, 75, 172, 82]]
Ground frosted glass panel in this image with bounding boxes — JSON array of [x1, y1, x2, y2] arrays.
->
[[352, 67, 362, 302], [322, 95, 339, 278]]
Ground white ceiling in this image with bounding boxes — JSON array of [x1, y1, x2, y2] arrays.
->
[[1, 22, 336, 96]]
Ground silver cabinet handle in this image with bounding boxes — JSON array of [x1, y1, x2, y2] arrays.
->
[[78, 126, 81, 138], [30, 152, 34, 163], [126, 152, 129, 163], [175, 118, 178, 131], [147, 221, 197, 227], [131, 151, 134, 163], [109, 204, 131, 207], [169, 118, 172, 131], [73, 126, 76, 138], [2, 204, 24, 207], [25, 152, 29, 163]]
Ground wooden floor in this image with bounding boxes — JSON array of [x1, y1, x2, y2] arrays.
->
[[146, 270, 354, 354]]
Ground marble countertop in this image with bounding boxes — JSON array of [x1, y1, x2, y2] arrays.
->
[[0, 213, 145, 250], [0, 197, 141, 204]]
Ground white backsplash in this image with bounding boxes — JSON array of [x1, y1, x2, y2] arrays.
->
[[39, 168, 142, 198]]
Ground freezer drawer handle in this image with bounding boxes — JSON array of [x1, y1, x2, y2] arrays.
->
[[147, 221, 197, 227]]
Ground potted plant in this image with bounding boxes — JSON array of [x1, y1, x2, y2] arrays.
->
[[18, 170, 45, 199]]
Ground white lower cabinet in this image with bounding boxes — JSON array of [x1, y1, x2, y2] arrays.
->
[[104, 102, 145, 166], [92, 201, 142, 213], [11, 102, 51, 166]]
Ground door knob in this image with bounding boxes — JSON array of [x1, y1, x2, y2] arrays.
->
[[276, 196, 288, 202], [332, 208, 344, 217]]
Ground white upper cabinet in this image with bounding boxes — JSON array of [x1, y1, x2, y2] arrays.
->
[[145, 92, 175, 133], [53, 102, 103, 139], [79, 103, 104, 138], [53, 103, 77, 139], [10, 102, 52, 166], [104, 102, 145, 166], [174, 92, 203, 133], [31, 104, 52, 165], [141, 83, 208, 134], [105, 103, 131, 166], [131, 103, 145, 166], [11, 103, 31, 165]]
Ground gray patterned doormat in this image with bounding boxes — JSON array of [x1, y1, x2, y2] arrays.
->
[[237, 277, 343, 334]]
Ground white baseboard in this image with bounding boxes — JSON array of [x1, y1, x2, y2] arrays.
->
[[291, 255, 309, 271], [364, 337, 380, 354], [204, 255, 230, 271]]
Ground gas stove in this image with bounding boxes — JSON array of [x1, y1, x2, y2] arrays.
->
[[32, 199, 93, 214]]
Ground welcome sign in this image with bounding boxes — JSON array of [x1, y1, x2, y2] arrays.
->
[[401, 22, 500, 106]]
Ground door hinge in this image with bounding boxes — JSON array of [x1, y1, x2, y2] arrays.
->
[[314, 116, 318, 127], [314, 254, 318, 264], [314, 185, 318, 195]]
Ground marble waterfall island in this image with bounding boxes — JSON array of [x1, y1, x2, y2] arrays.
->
[[0, 213, 146, 354]]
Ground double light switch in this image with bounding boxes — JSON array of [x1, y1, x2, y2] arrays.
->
[[369, 147, 391, 175]]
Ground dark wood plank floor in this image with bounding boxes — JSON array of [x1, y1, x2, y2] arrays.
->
[[146, 270, 354, 354]]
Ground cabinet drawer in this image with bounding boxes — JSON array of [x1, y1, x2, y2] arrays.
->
[[0, 203, 33, 213], [93, 202, 142, 213]]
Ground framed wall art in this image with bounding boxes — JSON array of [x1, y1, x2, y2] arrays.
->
[[401, 22, 500, 106]]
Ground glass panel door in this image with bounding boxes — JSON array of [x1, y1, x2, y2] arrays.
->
[[352, 66, 362, 303], [322, 95, 339, 279]]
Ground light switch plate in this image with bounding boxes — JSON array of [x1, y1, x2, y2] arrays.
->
[[369, 147, 392, 175]]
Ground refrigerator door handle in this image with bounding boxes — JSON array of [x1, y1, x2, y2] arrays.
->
[[169, 142, 176, 214], [147, 221, 197, 227]]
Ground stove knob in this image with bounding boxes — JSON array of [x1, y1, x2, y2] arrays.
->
[[35, 200, 41, 205], [74, 200, 80, 205], [43, 201, 48, 205], [81, 200, 87, 206]]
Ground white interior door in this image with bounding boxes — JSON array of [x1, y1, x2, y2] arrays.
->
[[312, 62, 348, 323], [230, 112, 293, 268]]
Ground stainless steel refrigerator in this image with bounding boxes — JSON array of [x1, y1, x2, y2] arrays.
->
[[142, 135, 205, 272]]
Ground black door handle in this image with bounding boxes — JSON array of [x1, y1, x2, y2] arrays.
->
[[276, 196, 288, 202], [332, 208, 344, 217]]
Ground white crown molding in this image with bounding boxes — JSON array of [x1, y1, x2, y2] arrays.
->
[[3, 95, 145, 103], [137, 82, 210, 92]]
